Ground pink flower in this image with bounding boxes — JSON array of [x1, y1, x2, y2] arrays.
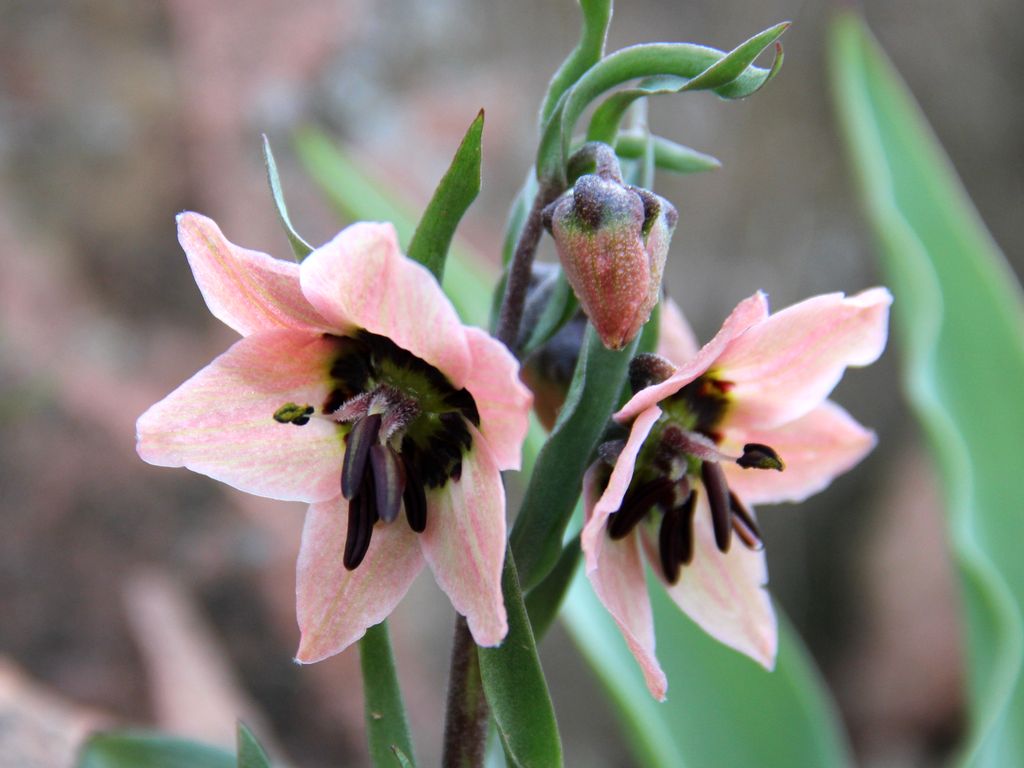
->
[[581, 289, 891, 699], [137, 213, 532, 660]]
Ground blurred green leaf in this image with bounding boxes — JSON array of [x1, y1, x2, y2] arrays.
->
[[511, 325, 638, 591], [360, 622, 416, 767], [562, 571, 852, 767], [478, 550, 563, 768], [830, 12, 1024, 766], [408, 110, 484, 281], [262, 135, 314, 261], [391, 746, 415, 768], [538, 0, 613, 129], [78, 732, 234, 768], [236, 723, 271, 768], [615, 133, 721, 174], [292, 127, 493, 326], [538, 22, 788, 183]]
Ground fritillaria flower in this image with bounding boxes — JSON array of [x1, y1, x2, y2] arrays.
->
[[581, 289, 892, 699], [137, 214, 531, 660]]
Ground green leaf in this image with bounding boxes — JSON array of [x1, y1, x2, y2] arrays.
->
[[562, 571, 852, 767], [292, 127, 493, 326], [391, 746, 415, 768], [615, 133, 721, 174], [520, 267, 579, 358], [78, 732, 234, 768], [830, 12, 1024, 765], [537, 22, 789, 183], [510, 325, 639, 591], [360, 621, 417, 767], [524, 537, 581, 641], [261, 135, 314, 261], [236, 723, 271, 768], [407, 110, 484, 281], [538, 0, 613, 129], [478, 549, 563, 768]]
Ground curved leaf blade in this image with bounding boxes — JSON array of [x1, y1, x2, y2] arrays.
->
[[830, 12, 1024, 765], [360, 621, 417, 767], [262, 135, 314, 261], [78, 732, 234, 768]]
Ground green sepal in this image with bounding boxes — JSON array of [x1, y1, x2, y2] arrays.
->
[[77, 732, 234, 768], [262, 135, 314, 261], [537, 21, 789, 184], [830, 11, 1024, 764], [407, 110, 484, 282], [236, 723, 272, 768], [511, 324, 639, 591], [359, 621, 417, 767], [615, 133, 720, 174], [537, 0, 613, 130], [478, 548, 563, 768]]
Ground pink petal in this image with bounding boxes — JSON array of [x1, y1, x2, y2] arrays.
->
[[136, 329, 344, 503], [643, 493, 777, 669], [461, 327, 533, 472], [580, 405, 661, 574], [616, 292, 769, 424], [419, 429, 508, 646], [722, 401, 877, 505], [299, 222, 473, 388], [656, 296, 699, 364], [587, 530, 667, 701], [716, 288, 892, 429], [295, 498, 423, 663], [177, 212, 329, 336]]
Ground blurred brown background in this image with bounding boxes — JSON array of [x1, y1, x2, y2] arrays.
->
[[1, 1, 1020, 766]]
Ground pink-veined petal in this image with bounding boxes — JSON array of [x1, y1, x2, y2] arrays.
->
[[581, 405, 661, 573], [419, 428, 507, 646], [722, 401, 877, 505], [716, 288, 892, 429], [177, 212, 329, 336], [587, 529, 667, 701], [295, 498, 423, 663], [136, 330, 344, 502], [616, 292, 769, 423], [300, 222, 473, 388], [461, 327, 532, 472], [657, 296, 699, 365], [643, 493, 777, 669]]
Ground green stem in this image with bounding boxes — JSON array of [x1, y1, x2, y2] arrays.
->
[[359, 621, 416, 767]]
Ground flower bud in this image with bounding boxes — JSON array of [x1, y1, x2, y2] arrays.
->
[[543, 173, 677, 350]]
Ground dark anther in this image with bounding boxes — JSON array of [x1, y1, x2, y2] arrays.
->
[[341, 413, 382, 500], [608, 477, 675, 540], [370, 444, 405, 524], [402, 455, 428, 533], [658, 489, 697, 584], [273, 402, 314, 426], [343, 490, 377, 570], [628, 353, 676, 394], [737, 443, 784, 471], [701, 461, 732, 553], [729, 492, 763, 550]]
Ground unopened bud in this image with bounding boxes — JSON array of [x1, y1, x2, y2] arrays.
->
[[544, 172, 677, 350]]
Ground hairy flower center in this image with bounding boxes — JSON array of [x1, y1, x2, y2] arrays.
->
[[602, 367, 783, 584], [275, 331, 480, 570]]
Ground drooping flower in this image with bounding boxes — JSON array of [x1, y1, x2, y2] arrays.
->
[[581, 288, 891, 699], [137, 213, 532, 660]]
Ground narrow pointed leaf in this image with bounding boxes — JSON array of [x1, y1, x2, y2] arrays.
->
[[407, 110, 484, 281], [615, 133, 721, 174], [478, 549, 563, 768], [511, 324, 639, 591], [292, 128, 492, 326], [360, 621, 417, 767], [538, 0, 613, 129], [524, 537, 581, 640], [236, 723, 272, 768], [562, 571, 852, 767], [262, 135, 314, 261], [537, 22, 789, 183], [830, 12, 1024, 765], [77, 732, 233, 768]]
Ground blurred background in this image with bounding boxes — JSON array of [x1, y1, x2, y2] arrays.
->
[[1, 0, 1020, 766]]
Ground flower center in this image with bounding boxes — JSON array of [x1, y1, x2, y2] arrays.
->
[[601, 354, 784, 583], [275, 331, 480, 570]]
